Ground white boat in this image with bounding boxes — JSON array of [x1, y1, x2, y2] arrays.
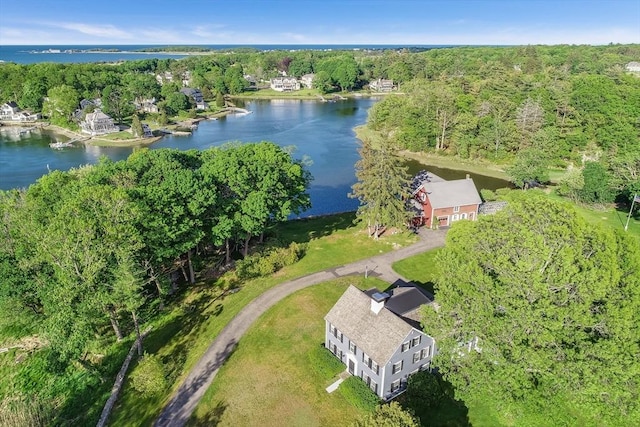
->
[[49, 141, 73, 149]]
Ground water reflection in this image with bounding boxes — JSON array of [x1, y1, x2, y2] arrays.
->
[[0, 99, 511, 215]]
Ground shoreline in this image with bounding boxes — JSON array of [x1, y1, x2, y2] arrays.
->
[[353, 125, 509, 179]]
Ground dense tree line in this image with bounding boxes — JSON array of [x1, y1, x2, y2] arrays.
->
[[0, 143, 310, 421], [423, 192, 640, 426], [366, 44, 640, 201]]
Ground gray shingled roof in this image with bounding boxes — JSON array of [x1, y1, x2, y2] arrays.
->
[[423, 178, 482, 209], [325, 285, 417, 366]]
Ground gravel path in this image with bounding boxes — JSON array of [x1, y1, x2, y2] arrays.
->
[[154, 229, 447, 427]]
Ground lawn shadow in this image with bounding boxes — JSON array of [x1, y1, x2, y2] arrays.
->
[[190, 400, 228, 426], [614, 201, 639, 229], [399, 371, 471, 427], [144, 285, 232, 387]]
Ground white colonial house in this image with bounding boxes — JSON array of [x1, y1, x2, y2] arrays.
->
[[270, 76, 300, 92], [80, 109, 119, 135]]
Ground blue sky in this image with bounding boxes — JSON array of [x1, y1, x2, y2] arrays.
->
[[0, 0, 638, 45]]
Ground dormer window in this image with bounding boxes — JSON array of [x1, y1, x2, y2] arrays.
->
[[453, 206, 460, 213]]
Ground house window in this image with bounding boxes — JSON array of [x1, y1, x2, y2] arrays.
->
[[421, 345, 434, 359], [413, 352, 421, 363], [452, 214, 459, 221], [401, 342, 410, 352], [461, 213, 468, 220], [391, 379, 401, 392], [453, 206, 460, 213], [363, 353, 370, 365], [349, 341, 357, 354], [370, 380, 378, 394], [412, 336, 421, 347], [331, 343, 337, 355], [330, 324, 342, 342], [372, 361, 379, 375], [392, 361, 403, 375], [469, 212, 474, 220]]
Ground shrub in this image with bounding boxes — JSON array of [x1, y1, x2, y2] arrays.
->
[[403, 371, 444, 410], [235, 242, 307, 279], [130, 353, 167, 396], [480, 189, 497, 202], [339, 376, 380, 411], [308, 344, 344, 380], [352, 402, 419, 427]]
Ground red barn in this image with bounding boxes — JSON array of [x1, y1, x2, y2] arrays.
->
[[411, 172, 482, 228]]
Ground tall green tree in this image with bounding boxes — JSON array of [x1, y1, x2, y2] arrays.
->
[[350, 141, 410, 238], [505, 147, 550, 189], [423, 192, 640, 426], [42, 85, 79, 127]]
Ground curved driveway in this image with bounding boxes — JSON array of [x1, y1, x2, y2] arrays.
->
[[154, 229, 447, 427]]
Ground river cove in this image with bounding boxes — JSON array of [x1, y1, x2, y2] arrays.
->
[[0, 98, 510, 216]]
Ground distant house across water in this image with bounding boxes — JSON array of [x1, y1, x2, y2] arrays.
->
[[0, 101, 40, 122], [369, 78, 395, 92], [300, 73, 315, 89], [80, 109, 119, 135], [180, 88, 208, 110], [270, 76, 300, 92]]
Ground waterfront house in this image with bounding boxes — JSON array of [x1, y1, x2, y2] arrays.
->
[[270, 76, 300, 92], [325, 285, 435, 400], [80, 109, 119, 135], [0, 102, 39, 122], [369, 78, 395, 92], [300, 73, 315, 89], [411, 171, 482, 228], [244, 74, 257, 87], [180, 88, 208, 110], [134, 98, 159, 114], [0, 102, 21, 119]]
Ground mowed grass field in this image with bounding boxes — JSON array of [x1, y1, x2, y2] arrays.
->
[[188, 277, 389, 427], [108, 214, 417, 426]]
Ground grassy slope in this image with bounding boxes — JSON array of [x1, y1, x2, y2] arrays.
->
[[189, 277, 388, 427], [108, 213, 417, 426]]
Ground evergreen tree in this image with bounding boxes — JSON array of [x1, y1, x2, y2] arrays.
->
[[350, 141, 410, 238], [131, 114, 143, 138]]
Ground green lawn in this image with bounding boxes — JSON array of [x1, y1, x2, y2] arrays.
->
[[545, 192, 640, 240], [391, 248, 443, 294], [108, 214, 417, 426], [189, 277, 388, 426]]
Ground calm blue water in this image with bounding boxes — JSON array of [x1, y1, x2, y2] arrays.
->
[[0, 99, 510, 216], [0, 99, 372, 216], [0, 44, 450, 64]]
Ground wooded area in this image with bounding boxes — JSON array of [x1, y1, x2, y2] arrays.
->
[[1, 43, 639, 425], [0, 143, 310, 424], [423, 192, 640, 425]]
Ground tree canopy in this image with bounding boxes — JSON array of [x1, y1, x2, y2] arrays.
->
[[423, 192, 640, 425]]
